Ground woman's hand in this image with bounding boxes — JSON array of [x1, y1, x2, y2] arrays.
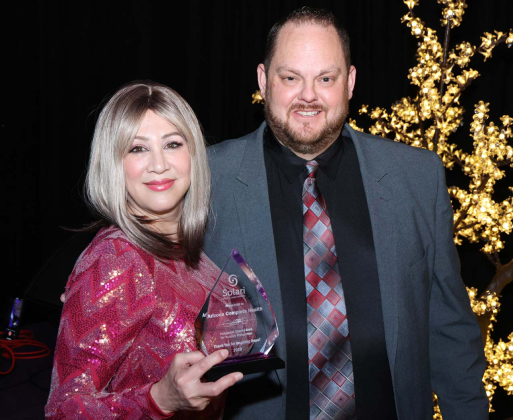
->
[[150, 349, 242, 414]]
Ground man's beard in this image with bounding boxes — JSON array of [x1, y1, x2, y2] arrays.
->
[[264, 94, 349, 157]]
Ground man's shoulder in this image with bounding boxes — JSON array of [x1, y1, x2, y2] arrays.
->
[[207, 136, 248, 158], [349, 126, 439, 168], [208, 124, 263, 153], [207, 123, 265, 175], [352, 128, 432, 155], [207, 136, 251, 178]]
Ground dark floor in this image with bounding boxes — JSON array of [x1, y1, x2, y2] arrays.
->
[[0, 321, 58, 420]]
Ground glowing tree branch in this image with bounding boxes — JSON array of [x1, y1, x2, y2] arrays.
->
[[348, 0, 513, 413]]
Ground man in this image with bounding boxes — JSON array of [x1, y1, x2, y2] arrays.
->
[[204, 7, 488, 420]]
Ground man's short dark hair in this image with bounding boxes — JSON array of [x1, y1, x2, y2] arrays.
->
[[263, 7, 351, 74]]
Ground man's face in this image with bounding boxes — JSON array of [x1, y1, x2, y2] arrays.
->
[[258, 23, 356, 159]]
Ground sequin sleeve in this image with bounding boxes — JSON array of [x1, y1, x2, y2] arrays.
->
[[45, 232, 168, 419]]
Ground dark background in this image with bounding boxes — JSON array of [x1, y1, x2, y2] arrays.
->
[[2, 0, 513, 417]]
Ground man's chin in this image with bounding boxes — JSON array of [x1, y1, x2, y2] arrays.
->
[[289, 129, 322, 144], [265, 102, 348, 157], [278, 130, 337, 157]]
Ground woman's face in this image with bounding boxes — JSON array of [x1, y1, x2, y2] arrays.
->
[[123, 110, 191, 230]]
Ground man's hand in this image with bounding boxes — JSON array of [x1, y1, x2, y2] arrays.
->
[[150, 349, 243, 414]]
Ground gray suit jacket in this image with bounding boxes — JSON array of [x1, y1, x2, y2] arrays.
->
[[204, 122, 488, 420]]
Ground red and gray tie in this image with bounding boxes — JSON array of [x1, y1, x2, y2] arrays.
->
[[303, 160, 356, 420]]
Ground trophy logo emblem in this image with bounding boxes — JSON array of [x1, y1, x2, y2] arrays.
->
[[228, 274, 238, 287]]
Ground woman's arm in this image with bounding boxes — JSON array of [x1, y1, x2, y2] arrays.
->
[[46, 235, 242, 419], [46, 237, 162, 419]]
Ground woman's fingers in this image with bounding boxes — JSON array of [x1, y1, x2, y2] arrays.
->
[[153, 349, 243, 413], [173, 351, 209, 368], [186, 349, 229, 379], [199, 371, 243, 398]]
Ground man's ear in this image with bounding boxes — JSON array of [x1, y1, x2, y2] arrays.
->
[[347, 65, 356, 100], [257, 63, 267, 100]]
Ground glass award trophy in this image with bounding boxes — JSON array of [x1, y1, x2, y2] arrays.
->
[[195, 249, 285, 381]]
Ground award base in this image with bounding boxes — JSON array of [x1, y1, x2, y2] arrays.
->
[[204, 353, 285, 382]]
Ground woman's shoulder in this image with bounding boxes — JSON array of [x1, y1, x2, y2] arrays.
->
[[68, 226, 156, 287], [78, 226, 135, 261], [196, 251, 221, 280], [69, 228, 223, 292], [189, 251, 223, 289], [87, 225, 129, 248], [151, 251, 221, 297], [198, 251, 220, 272]]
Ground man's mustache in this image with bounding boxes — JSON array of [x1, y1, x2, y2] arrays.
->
[[288, 104, 327, 113]]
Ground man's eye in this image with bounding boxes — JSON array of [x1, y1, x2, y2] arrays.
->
[[129, 145, 146, 153], [285, 76, 295, 81], [321, 77, 332, 82]]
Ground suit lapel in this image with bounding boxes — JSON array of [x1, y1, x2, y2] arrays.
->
[[347, 126, 399, 376], [228, 123, 399, 384], [233, 123, 287, 381]]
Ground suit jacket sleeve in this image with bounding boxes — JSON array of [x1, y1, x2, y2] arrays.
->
[[428, 154, 489, 419]]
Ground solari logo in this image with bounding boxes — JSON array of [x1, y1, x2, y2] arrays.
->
[[228, 274, 238, 287], [223, 275, 245, 297]]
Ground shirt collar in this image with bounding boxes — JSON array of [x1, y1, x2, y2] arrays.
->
[[263, 125, 346, 183]]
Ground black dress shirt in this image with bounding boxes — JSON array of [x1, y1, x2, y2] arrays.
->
[[263, 127, 397, 420]]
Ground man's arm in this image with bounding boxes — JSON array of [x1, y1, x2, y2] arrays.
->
[[428, 154, 489, 419]]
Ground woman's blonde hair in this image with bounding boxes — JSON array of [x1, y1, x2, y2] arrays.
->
[[86, 81, 210, 267]]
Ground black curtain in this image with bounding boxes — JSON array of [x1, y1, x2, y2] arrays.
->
[[3, 0, 513, 416]]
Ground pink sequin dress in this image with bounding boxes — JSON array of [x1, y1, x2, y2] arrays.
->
[[45, 226, 226, 419]]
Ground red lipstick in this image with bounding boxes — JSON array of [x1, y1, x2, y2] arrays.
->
[[144, 179, 174, 191]]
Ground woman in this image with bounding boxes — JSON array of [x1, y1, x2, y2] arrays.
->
[[45, 81, 242, 419]]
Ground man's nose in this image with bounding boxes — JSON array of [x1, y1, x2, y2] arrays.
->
[[298, 81, 318, 102]]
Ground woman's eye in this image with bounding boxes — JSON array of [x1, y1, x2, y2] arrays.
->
[[129, 145, 146, 153], [165, 141, 183, 149]]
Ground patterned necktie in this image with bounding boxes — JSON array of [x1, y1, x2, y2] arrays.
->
[[303, 160, 356, 420]]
